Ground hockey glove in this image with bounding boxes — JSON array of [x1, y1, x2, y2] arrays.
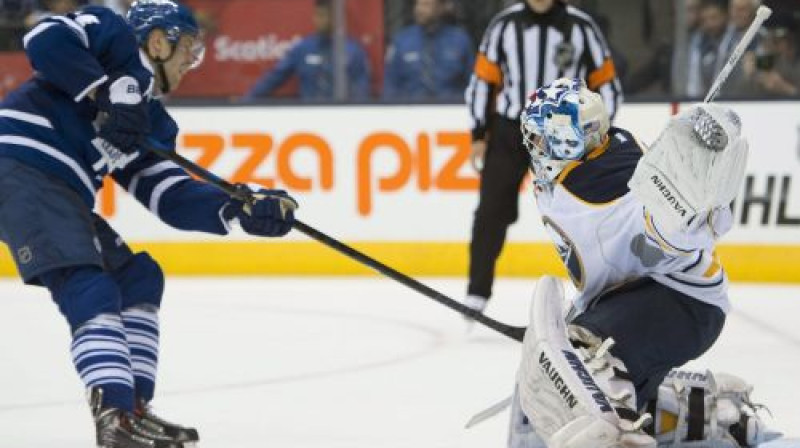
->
[[95, 74, 151, 154], [223, 185, 298, 237], [628, 104, 748, 233]]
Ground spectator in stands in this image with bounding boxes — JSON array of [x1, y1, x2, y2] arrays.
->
[[382, 0, 473, 101], [102, 0, 135, 16], [724, 0, 762, 95], [739, 18, 800, 97], [686, 0, 737, 98], [592, 14, 628, 87], [243, 0, 371, 101], [24, 0, 82, 29], [0, 0, 36, 50], [626, 0, 702, 96]]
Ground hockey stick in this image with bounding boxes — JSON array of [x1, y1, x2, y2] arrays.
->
[[148, 144, 527, 342], [704, 5, 772, 103]]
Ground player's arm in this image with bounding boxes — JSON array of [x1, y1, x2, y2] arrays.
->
[[112, 103, 296, 237], [111, 105, 229, 234], [23, 8, 150, 102], [25, 8, 151, 162]]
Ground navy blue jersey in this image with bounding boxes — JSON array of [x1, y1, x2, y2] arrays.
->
[[0, 6, 230, 235]]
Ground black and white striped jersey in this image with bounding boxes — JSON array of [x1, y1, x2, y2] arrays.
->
[[466, 1, 623, 141]]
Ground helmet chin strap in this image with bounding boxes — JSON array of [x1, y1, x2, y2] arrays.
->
[[148, 42, 177, 95], [153, 59, 171, 94]]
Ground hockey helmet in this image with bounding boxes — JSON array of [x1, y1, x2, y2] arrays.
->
[[520, 77, 610, 187], [127, 0, 204, 68]]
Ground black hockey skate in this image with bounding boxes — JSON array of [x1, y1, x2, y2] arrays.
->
[[136, 399, 199, 444], [90, 388, 184, 448]]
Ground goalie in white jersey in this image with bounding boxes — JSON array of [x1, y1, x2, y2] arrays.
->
[[506, 78, 778, 448]]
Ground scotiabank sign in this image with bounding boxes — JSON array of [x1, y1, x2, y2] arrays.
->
[[177, 0, 384, 98]]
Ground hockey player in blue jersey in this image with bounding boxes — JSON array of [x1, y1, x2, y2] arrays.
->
[[0, 1, 297, 447]]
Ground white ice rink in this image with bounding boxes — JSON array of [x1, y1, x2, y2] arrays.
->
[[1, 277, 798, 447]]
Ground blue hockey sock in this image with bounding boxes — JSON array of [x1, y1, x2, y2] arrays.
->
[[122, 306, 159, 403], [72, 314, 135, 411]]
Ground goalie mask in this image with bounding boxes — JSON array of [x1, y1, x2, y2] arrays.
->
[[521, 78, 610, 188]]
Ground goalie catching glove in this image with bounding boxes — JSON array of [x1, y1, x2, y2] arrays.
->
[[222, 184, 298, 237], [628, 104, 748, 233]]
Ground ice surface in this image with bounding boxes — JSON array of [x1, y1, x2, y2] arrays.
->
[[0, 277, 797, 447]]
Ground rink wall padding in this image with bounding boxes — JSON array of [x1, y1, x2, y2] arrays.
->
[[1, 102, 798, 282], [2, 243, 799, 282]]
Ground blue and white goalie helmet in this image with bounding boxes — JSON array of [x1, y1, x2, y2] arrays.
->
[[520, 78, 610, 187], [127, 0, 204, 68]]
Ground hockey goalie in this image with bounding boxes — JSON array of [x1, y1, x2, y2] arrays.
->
[[506, 78, 782, 448]]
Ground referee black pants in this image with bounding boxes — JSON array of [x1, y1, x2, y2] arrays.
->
[[467, 116, 529, 299]]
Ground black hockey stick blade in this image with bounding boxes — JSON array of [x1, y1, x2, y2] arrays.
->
[[148, 144, 527, 342]]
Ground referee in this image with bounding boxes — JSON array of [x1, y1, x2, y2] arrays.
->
[[464, 0, 623, 314]]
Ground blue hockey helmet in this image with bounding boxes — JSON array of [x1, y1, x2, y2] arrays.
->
[[127, 0, 204, 67], [520, 77, 609, 187]]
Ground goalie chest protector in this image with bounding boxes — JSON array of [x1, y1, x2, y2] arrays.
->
[[532, 128, 729, 313]]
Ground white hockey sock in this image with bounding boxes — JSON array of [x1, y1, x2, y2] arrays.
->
[[71, 313, 134, 410], [121, 305, 159, 402]]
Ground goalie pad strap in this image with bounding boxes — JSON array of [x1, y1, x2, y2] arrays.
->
[[688, 387, 705, 441], [643, 399, 657, 436]]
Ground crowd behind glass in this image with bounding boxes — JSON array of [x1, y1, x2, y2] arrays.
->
[[0, 0, 797, 102]]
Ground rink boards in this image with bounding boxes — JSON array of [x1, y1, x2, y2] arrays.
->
[[1, 102, 798, 281]]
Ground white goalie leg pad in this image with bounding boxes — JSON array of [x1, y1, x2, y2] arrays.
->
[[628, 103, 748, 233], [516, 276, 656, 448], [646, 370, 781, 447], [508, 387, 547, 448]]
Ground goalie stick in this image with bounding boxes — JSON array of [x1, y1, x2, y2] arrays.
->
[[148, 143, 527, 342]]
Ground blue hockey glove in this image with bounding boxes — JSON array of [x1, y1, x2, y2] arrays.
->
[[223, 186, 298, 237], [95, 74, 150, 154]]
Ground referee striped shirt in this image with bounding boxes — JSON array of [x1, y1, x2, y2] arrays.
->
[[465, 1, 623, 141]]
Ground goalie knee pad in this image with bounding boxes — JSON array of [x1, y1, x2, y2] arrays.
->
[[112, 252, 165, 310], [516, 276, 655, 448], [644, 370, 781, 447]]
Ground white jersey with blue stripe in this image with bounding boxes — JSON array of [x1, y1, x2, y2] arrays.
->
[[0, 6, 230, 235], [533, 127, 730, 314]]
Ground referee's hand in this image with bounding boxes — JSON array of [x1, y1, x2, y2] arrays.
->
[[470, 140, 488, 173]]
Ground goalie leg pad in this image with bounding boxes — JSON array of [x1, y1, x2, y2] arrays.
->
[[508, 388, 547, 448], [647, 370, 781, 447], [516, 276, 655, 448]]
